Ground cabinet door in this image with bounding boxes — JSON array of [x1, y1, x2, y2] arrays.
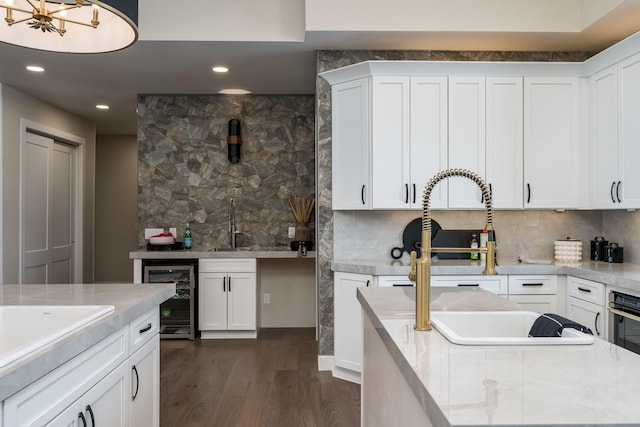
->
[[227, 272, 257, 330], [448, 76, 486, 209], [47, 362, 128, 427], [410, 76, 448, 209], [566, 296, 605, 339], [589, 66, 619, 208], [618, 53, 640, 207], [486, 77, 523, 209], [334, 272, 372, 374], [130, 335, 160, 427], [523, 77, 580, 208], [371, 76, 410, 209], [199, 272, 228, 330], [332, 78, 370, 209]]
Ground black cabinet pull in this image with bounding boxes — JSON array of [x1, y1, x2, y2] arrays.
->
[[522, 283, 544, 286], [366, 280, 370, 287], [392, 283, 414, 287], [617, 181, 622, 203], [223, 277, 226, 292], [139, 323, 152, 334], [526, 183, 531, 203], [86, 405, 95, 426], [228, 277, 232, 292], [405, 183, 409, 203], [595, 312, 601, 336], [457, 283, 479, 287], [611, 181, 616, 203], [79, 412, 88, 427], [361, 185, 365, 205], [412, 183, 416, 204], [577, 287, 592, 293], [132, 365, 140, 401]]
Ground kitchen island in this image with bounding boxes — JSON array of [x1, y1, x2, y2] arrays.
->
[[358, 286, 640, 426], [0, 282, 175, 425]]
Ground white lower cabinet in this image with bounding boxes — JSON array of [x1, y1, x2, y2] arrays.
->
[[507, 275, 559, 314], [334, 272, 372, 382], [2, 308, 160, 427], [566, 276, 606, 339], [199, 259, 257, 339]]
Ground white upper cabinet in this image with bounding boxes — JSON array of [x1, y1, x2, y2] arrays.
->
[[448, 76, 486, 209], [486, 77, 524, 209], [332, 78, 371, 209], [410, 77, 448, 209], [523, 77, 580, 209], [618, 53, 640, 208], [371, 76, 411, 209]]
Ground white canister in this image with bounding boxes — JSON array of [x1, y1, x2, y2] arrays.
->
[[554, 238, 583, 262]]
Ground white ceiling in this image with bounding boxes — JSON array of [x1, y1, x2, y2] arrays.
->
[[1, 0, 640, 135]]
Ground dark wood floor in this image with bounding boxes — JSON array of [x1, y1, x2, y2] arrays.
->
[[160, 328, 361, 427]]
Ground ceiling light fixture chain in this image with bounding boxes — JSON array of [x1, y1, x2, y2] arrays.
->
[[1, 0, 100, 37]]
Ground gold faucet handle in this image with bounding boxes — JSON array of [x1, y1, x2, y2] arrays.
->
[[408, 251, 417, 282]]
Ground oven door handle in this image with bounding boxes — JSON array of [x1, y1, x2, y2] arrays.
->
[[608, 306, 640, 323]]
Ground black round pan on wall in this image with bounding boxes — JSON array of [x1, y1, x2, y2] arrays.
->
[[390, 218, 442, 259]]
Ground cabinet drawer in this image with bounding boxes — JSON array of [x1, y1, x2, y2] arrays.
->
[[130, 307, 159, 354], [431, 275, 508, 295], [199, 258, 256, 273], [508, 275, 558, 295], [567, 276, 605, 305], [3, 327, 128, 427]]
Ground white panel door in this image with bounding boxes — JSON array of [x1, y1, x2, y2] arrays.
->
[[22, 133, 51, 284], [410, 76, 448, 209], [371, 76, 410, 209], [566, 297, 605, 339], [619, 53, 640, 207], [332, 78, 370, 209], [227, 272, 256, 330], [130, 335, 160, 427], [448, 76, 486, 209], [198, 272, 228, 330], [22, 133, 75, 284], [589, 66, 619, 208], [523, 77, 579, 209], [486, 77, 523, 209]]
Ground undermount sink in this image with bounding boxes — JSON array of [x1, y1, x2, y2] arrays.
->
[[210, 246, 291, 252], [210, 247, 252, 251], [430, 311, 594, 346], [0, 305, 115, 368]]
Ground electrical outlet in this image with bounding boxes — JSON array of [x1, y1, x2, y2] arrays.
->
[[263, 293, 270, 304], [288, 226, 296, 238]]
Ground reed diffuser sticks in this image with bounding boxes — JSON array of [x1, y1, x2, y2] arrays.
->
[[288, 196, 315, 224]]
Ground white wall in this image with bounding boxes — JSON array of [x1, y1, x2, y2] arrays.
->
[[1, 85, 96, 284]]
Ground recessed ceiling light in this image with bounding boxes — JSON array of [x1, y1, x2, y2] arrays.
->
[[26, 65, 44, 72], [212, 66, 229, 73], [96, 104, 110, 110], [218, 89, 251, 95]]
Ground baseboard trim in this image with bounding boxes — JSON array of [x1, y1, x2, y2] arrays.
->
[[332, 366, 361, 384], [201, 330, 257, 339], [317, 355, 334, 371]]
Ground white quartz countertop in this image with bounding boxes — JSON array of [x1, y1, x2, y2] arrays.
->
[[0, 282, 175, 401], [357, 287, 640, 426], [130, 248, 316, 259], [334, 258, 640, 294]]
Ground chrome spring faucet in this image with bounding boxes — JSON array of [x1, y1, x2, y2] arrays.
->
[[409, 169, 498, 331], [229, 199, 238, 248]]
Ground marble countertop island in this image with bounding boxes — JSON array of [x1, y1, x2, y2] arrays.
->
[[358, 287, 640, 426], [0, 282, 175, 401]]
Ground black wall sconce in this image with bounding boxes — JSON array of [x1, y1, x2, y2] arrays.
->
[[227, 119, 242, 163]]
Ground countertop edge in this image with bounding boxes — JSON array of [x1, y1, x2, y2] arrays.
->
[[129, 250, 316, 259]]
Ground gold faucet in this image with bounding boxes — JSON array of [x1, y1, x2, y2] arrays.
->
[[409, 169, 497, 331]]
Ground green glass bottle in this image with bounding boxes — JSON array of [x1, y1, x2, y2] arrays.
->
[[184, 223, 192, 249]]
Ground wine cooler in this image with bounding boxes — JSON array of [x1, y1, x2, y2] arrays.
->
[[143, 260, 197, 339]]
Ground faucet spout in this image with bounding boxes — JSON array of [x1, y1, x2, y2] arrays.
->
[[229, 199, 237, 248], [410, 168, 498, 332]]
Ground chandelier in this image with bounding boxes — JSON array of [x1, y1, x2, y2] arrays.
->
[[0, 0, 138, 53]]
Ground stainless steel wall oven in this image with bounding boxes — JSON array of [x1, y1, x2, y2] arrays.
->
[[608, 291, 640, 355], [143, 259, 197, 340]]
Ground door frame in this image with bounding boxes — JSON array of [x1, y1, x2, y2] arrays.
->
[[19, 119, 85, 284]]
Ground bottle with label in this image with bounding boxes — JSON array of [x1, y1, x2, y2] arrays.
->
[[470, 234, 479, 260], [184, 223, 192, 249], [480, 230, 489, 261]]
